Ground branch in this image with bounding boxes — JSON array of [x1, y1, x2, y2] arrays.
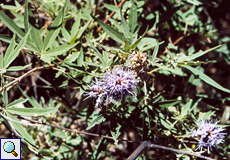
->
[[12, 115, 137, 144], [127, 141, 214, 160], [0, 63, 57, 93]]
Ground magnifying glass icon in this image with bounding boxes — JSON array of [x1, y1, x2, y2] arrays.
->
[[3, 141, 18, 157]]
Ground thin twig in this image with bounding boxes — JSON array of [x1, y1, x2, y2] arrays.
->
[[127, 141, 214, 160], [127, 141, 150, 160], [0, 63, 57, 93], [148, 142, 214, 160], [96, 0, 127, 32], [13, 115, 137, 144]]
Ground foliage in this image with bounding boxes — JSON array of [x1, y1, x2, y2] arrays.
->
[[0, 0, 230, 159]]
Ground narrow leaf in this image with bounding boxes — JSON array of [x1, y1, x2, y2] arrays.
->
[[178, 45, 222, 63], [150, 40, 159, 62], [120, 9, 132, 42], [92, 15, 126, 45], [0, 10, 25, 38], [87, 39, 106, 65], [44, 42, 78, 56], [7, 63, 32, 71], [0, 34, 12, 43], [7, 98, 27, 108], [128, 0, 138, 33], [43, 0, 69, 51], [3, 34, 16, 68], [6, 106, 60, 116], [24, 0, 29, 33], [86, 114, 105, 130], [183, 65, 230, 93], [4, 29, 30, 68], [41, 54, 51, 64], [70, 13, 81, 39], [30, 27, 43, 53], [76, 19, 92, 40], [6, 111, 36, 146], [19, 86, 42, 108]]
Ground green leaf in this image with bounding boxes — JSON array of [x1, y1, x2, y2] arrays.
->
[[0, 34, 12, 43], [30, 27, 43, 53], [128, 0, 137, 33], [44, 42, 78, 56], [6, 111, 36, 146], [150, 40, 159, 62], [86, 114, 105, 130], [179, 99, 193, 119], [6, 106, 60, 116], [183, 65, 230, 93], [130, 26, 149, 50], [104, 4, 119, 12], [3, 91, 8, 106], [103, 51, 109, 64], [177, 45, 222, 63], [40, 54, 51, 64], [198, 110, 216, 121], [70, 13, 81, 41], [4, 30, 30, 69], [76, 19, 92, 40], [7, 63, 32, 71], [7, 98, 27, 108], [120, 9, 132, 42], [24, 0, 30, 33], [160, 119, 175, 130], [108, 18, 123, 31], [43, 0, 69, 51], [61, 27, 71, 42], [19, 86, 42, 108], [3, 34, 16, 68], [92, 15, 126, 45], [77, 47, 84, 66], [154, 63, 186, 76], [87, 39, 106, 65], [159, 99, 181, 108], [0, 10, 25, 39]]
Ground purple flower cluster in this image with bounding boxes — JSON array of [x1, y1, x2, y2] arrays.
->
[[86, 67, 138, 108], [191, 120, 225, 151]]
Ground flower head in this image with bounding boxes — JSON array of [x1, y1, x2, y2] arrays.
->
[[86, 66, 138, 108], [191, 120, 226, 152]]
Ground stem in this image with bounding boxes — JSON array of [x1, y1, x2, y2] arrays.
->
[[0, 63, 58, 93]]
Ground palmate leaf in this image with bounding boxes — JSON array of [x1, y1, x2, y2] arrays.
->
[[183, 65, 230, 93]]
